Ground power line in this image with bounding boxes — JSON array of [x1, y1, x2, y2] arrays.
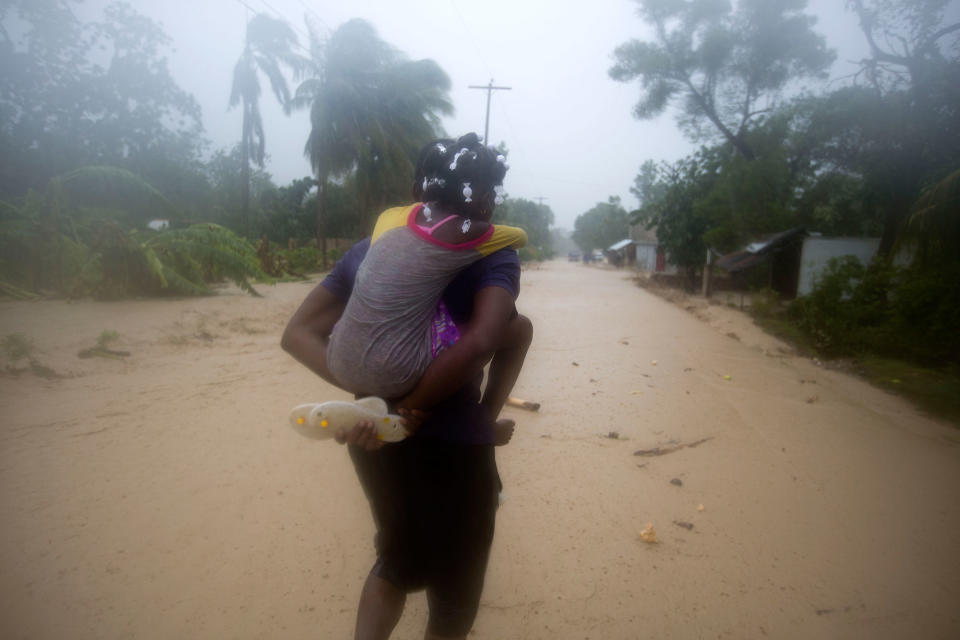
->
[[448, 0, 494, 79], [444, 1, 548, 205], [296, 0, 332, 34], [252, 0, 315, 56]]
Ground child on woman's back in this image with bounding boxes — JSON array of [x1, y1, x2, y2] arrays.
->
[[325, 133, 531, 432]]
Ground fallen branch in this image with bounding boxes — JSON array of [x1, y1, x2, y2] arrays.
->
[[506, 396, 540, 412], [633, 437, 713, 457]]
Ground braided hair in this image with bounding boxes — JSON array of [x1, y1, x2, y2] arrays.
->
[[412, 132, 508, 219]]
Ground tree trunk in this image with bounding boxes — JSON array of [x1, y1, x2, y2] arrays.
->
[[316, 174, 328, 269], [240, 103, 251, 239]]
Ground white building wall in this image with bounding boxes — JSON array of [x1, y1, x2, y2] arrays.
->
[[797, 237, 881, 296], [634, 243, 679, 274], [635, 243, 658, 271]]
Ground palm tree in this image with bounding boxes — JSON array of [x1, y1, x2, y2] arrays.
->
[[292, 18, 453, 266], [896, 167, 960, 267], [229, 14, 301, 237]]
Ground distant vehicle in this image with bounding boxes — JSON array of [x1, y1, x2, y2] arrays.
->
[[568, 251, 580, 262], [592, 250, 604, 263]]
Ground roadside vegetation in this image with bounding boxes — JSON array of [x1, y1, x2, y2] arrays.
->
[[598, 0, 960, 423], [0, 2, 557, 301]]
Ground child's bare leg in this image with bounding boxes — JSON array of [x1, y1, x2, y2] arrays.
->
[[482, 313, 533, 445]]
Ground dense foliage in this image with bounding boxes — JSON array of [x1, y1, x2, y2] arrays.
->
[[572, 197, 630, 254], [603, 0, 960, 367], [785, 257, 960, 364], [0, 3, 454, 297], [493, 197, 556, 261], [293, 18, 453, 266]]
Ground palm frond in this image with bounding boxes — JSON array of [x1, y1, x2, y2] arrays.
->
[[145, 224, 268, 296], [897, 167, 960, 265], [58, 166, 175, 218]]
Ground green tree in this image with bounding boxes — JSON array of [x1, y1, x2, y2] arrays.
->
[[573, 197, 629, 254], [633, 154, 717, 286], [494, 197, 555, 259], [293, 18, 452, 266], [259, 176, 317, 242], [229, 13, 301, 237], [204, 144, 276, 233], [897, 168, 960, 267], [0, 166, 266, 298], [0, 1, 205, 195], [840, 0, 960, 254], [609, 0, 834, 159], [630, 160, 666, 208], [847, 0, 960, 95]]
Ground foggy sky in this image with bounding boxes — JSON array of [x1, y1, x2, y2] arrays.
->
[[73, 0, 877, 230]]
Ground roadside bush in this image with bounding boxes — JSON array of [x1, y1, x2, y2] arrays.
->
[[748, 288, 782, 318], [787, 257, 960, 364], [279, 246, 323, 273], [885, 264, 960, 364]]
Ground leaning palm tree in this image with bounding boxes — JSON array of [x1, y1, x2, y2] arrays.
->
[[229, 13, 302, 237], [292, 18, 453, 266], [895, 167, 960, 267]]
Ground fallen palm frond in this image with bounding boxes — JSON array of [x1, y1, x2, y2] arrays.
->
[[145, 224, 268, 297], [0, 279, 40, 300]]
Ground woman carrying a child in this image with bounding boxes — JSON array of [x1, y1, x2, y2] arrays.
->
[[282, 133, 533, 639]]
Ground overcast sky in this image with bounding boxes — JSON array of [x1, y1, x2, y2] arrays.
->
[[73, 0, 886, 229]]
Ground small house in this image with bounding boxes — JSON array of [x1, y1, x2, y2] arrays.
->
[[715, 228, 884, 299], [629, 224, 677, 274], [607, 238, 636, 268]]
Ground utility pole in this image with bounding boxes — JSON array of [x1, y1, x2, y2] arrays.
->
[[535, 197, 549, 207], [468, 79, 511, 143]]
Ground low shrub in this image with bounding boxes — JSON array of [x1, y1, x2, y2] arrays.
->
[[787, 257, 960, 365]]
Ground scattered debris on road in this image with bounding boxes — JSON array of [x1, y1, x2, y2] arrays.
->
[[639, 523, 659, 543], [633, 437, 713, 457], [506, 397, 540, 411]]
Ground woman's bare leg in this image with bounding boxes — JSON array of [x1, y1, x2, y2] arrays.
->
[[354, 572, 406, 640]]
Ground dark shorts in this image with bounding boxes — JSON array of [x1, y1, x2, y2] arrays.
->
[[348, 438, 500, 637]]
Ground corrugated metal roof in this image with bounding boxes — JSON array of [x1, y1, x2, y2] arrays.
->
[[608, 238, 634, 251], [716, 227, 806, 272]]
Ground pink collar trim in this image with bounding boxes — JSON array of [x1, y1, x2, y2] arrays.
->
[[407, 204, 494, 251]]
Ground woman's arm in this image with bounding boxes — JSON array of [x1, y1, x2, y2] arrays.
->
[[280, 284, 345, 387], [396, 285, 517, 411], [283, 284, 394, 449]]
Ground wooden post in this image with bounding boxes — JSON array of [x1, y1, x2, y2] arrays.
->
[[468, 80, 512, 142], [701, 248, 713, 298]]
